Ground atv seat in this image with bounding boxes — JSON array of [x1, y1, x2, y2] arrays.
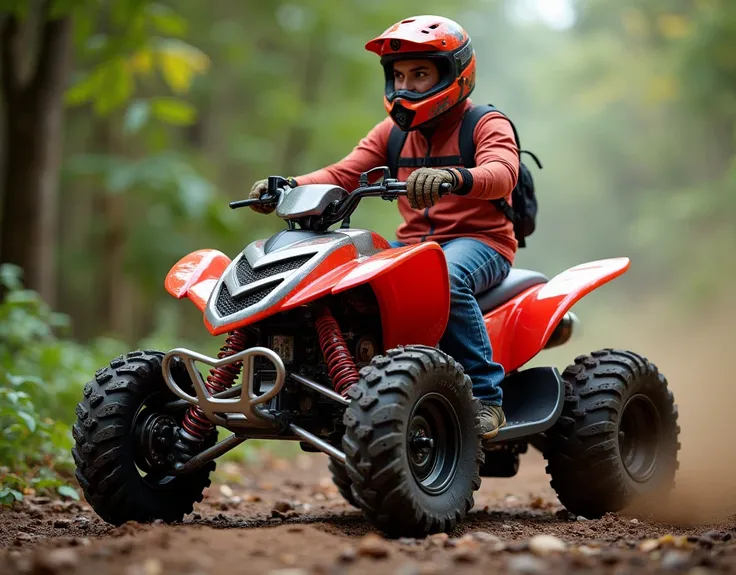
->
[[475, 268, 549, 313]]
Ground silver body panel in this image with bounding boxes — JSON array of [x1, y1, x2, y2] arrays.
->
[[204, 228, 386, 330], [275, 184, 348, 219]]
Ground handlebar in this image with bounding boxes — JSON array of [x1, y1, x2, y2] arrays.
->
[[228, 168, 453, 231], [229, 179, 452, 211]]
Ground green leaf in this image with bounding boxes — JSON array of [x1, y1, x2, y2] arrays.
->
[[147, 3, 188, 36], [0, 488, 23, 506], [0, 263, 23, 291], [124, 100, 151, 134], [153, 38, 210, 94], [57, 485, 80, 501], [16, 411, 37, 433], [150, 97, 197, 125]]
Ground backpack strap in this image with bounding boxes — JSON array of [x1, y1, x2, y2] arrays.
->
[[387, 125, 409, 179], [458, 104, 521, 168], [458, 104, 521, 224]]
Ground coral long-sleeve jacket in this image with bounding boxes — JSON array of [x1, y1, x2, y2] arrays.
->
[[295, 98, 520, 265]]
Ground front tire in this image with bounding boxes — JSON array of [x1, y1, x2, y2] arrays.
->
[[543, 349, 680, 519], [72, 350, 217, 525], [342, 345, 484, 538]]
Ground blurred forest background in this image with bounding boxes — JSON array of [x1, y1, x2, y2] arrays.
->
[[1, 0, 735, 506]]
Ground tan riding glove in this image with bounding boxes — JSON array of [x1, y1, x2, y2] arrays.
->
[[248, 179, 276, 214], [406, 168, 457, 209]]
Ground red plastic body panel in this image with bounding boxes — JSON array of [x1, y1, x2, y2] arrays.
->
[[485, 257, 631, 372], [333, 242, 450, 348], [164, 249, 231, 312], [205, 242, 449, 348]]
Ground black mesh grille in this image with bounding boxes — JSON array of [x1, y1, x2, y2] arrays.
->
[[216, 282, 279, 316], [236, 255, 313, 286]]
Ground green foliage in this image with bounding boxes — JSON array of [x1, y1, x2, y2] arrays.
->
[[0, 264, 132, 505], [66, 2, 209, 124]]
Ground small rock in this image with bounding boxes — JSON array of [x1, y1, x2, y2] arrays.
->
[[630, 518, 640, 525], [219, 485, 234, 498], [451, 546, 479, 563], [357, 533, 390, 558], [243, 493, 261, 502], [29, 497, 52, 505], [279, 554, 297, 566], [640, 539, 660, 552], [469, 531, 505, 551], [576, 515, 589, 521], [15, 531, 36, 544], [26, 505, 44, 519], [529, 534, 567, 555], [338, 547, 356, 563], [508, 554, 546, 574], [32, 548, 79, 573], [272, 500, 293, 513], [577, 545, 601, 556], [428, 532, 449, 546], [398, 537, 418, 546], [508, 541, 530, 553], [53, 519, 71, 529], [702, 530, 731, 542], [662, 550, 692, 571], [505, 495, 520, 505]]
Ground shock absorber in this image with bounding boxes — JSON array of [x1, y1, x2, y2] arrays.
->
[[316, 306, 360, 396], [175, 329, 251, 460]]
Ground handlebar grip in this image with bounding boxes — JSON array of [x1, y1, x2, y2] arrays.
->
[[229, 196, 277, 210]]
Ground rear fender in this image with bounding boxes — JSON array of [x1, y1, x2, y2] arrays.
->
[[333, 242, 450, 349], [165, 249, 231, 312], [486, 257, 630, 371]]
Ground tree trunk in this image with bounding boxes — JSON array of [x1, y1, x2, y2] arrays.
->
[[0, 6, 72, 306]]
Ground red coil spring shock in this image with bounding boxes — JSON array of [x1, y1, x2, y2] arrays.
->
[[316, 306, 360, 396], [181, 329, 250, 440]]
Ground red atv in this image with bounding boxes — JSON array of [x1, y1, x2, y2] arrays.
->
[[72, 168, 680, 537]]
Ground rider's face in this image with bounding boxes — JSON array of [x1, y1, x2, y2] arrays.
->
[[392, 59, 440, 94]]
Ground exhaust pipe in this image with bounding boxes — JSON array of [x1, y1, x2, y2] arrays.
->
[[544, 311, 580, 350]]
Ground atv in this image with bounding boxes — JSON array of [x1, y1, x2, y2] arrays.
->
[[72, 167, 680, 537]]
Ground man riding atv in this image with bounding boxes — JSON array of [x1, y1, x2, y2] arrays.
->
[[249, 15, 519, 443]]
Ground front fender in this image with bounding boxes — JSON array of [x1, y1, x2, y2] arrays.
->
[[486, 257, 630, 371], [165, 249, 231, 312], [333, 241, 450, 349]]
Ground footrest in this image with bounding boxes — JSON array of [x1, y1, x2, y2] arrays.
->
[[486, 366, 564, 443]]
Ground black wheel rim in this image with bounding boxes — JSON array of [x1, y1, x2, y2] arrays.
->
[[407, 392, 461, 495], [131, 397, 180, 489], [618, 394, 660, 483]]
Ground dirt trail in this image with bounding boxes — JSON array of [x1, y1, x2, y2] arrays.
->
[[2, 305, 736, 574], [1, 448, 734, 575]]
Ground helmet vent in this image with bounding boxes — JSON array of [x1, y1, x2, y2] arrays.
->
[[421, 29, 430, 34], [429, 23, 440, 29], [401, 18, 415, 23]]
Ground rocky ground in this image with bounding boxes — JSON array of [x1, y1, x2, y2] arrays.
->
[[0, 449, 734, 575]]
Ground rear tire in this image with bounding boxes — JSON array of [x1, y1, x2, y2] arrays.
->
[[543, 349, 680, 519], [342, 345, 484, 538], [72, 350, 216, 526]]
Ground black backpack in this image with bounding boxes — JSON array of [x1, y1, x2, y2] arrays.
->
[[386, 104, 542, 247]]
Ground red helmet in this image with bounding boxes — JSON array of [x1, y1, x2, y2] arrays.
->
[[365, 15, 476, 131]]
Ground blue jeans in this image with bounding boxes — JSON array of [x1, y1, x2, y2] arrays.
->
[[389, 238, 511, 405]]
